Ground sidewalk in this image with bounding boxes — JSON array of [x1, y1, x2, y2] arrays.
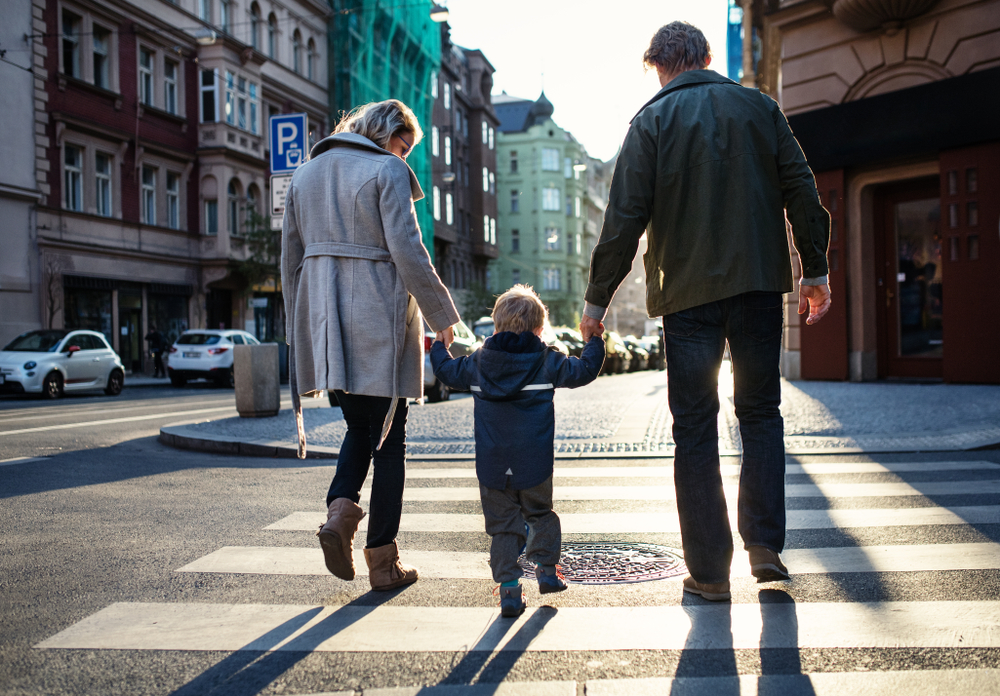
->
[[124, 374, 172, 387], [159, 372, 1000, 459]]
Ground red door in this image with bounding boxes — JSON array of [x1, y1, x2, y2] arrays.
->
[[940, 144, 1000, 384], [800, 169, 849, 380]]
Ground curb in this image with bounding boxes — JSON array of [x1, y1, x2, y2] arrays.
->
[[159, 424, 338, 460]]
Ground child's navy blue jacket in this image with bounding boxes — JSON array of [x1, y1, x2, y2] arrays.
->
[[430, 331, 605, 490]]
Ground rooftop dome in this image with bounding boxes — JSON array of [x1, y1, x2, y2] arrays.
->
[[528, 91, 554, 126]]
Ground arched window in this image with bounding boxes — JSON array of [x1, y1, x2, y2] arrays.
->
[[249, 3, 261, 51], [306, 38, 316, 81], [292, 30, 302, 74], [267, 14, 277, 59], [227, 179, 242, 236]]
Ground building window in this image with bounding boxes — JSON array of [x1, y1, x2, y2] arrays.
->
[[246, 186, 258, 226], [511, 190, 519, 213], [139, 48, 154, 107], [430, 70, 438, 98], [565, 194, 572, 216], [292, 30, 302, 73], [542, 187, 560, 211], [95, 152, 112, 217], [512, 268, 520, 285], [576, 233, 582, 257], [511, 229, 520, 252], [564, 157, 572, 178], [575, 196, 581, 218], [445, 193, 454, 225], [543, 268, 561, 291], [199, 0, 212, 23], [432, 186, 441, 221], [93, 26, 110, 89], [431, 126, 439, 157], [220, 0, 230, 32], [490, 218, 496, 245], [164, 60, 178, 114], [223, 72, 258, 133], [482, 121, 488, 145], [307, 39, 316, 81], [267, 14, 277, 58], [227, 180, 241, 236], [205, 199, 218, 235], [64, 145, 83, 211], [166, 172, 180, 229], [250, 3, 261, 51], [510, 150, 518, 174], [200, 69, 218, 122], [443, 82, 451, 109], [542, 148, 560, 171], [482, 166, 489, 193], [62, 10, 81, 78], [489, 172, 495, 195], [141, 166, 156, 224], [545, 226, 560, 250], [444, 136, 451, 166], [483, 215, 490, 242], [249, 83, 258, 134], [489, 127, 494, 150]]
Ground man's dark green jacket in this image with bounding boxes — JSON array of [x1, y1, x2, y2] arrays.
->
[[586, 70, 830, 317]]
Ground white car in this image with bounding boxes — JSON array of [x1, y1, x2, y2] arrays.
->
[[166, 329, 260, 388], [0, 329, 125, 399]]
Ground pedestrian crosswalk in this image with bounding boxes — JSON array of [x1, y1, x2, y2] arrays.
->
[[35, 457, 1000, 693]]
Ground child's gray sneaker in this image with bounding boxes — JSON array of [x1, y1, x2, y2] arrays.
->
[[536, 565, 568, 594], [497, 584, 526, 618]]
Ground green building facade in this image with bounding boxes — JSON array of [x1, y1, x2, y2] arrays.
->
[[492, 93, 590, 327], [329, 0, 440, 255]]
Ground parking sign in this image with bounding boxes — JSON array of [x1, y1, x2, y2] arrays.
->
[[269, 113, 308, 174]]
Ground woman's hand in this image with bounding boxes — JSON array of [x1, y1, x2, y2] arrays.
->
[[436, 326, 455, 348]]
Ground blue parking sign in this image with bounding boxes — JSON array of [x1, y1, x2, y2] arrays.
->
[[269, 113, 308, 174]]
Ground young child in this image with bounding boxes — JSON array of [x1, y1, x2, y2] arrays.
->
[[430, 285, 605, 617]]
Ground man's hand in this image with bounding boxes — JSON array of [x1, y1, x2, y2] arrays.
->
[[798, 284, 832, 325], [580, 315, 605, 342], [436, 326, 454, 348]]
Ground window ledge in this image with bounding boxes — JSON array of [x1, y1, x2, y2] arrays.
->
[[57, 74, 123, 109]]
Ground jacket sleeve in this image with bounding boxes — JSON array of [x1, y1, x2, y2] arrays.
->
[[378, 157, 461, 332], [585, 118, 657, 309], [430, 341, 475, 391], [550, 337, 605, 389], [769, 96, 830, 280], [280, 182, 305, 345]]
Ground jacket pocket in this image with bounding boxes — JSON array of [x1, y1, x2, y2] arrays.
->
[[742, 291, 783, 342]]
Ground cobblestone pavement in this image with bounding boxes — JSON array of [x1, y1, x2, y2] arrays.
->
[[171, 367, 1000, 455]]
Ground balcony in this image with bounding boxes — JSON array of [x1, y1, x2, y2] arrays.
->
[[472, 239, 499, 259], [198, 122, 265, 163]]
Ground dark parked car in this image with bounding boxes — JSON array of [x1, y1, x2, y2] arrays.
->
[[553, 327, 586, 357], [623, 337, 649, 372], [602, 331, 632, 375]]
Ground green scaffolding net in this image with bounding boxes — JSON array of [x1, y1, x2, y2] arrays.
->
[[330, 0, 440, 259]]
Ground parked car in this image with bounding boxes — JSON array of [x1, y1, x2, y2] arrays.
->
[[0, 329, 125, 399], [471, 316, 494, 341], [602, 331, 632, 375], [639, 334, 665, 370], [471, 316, 569, 356], [553, 327, 586, 357], [423, 319, 480, 402], [166, 329, 260, 388], [623, 337, 649, 372]]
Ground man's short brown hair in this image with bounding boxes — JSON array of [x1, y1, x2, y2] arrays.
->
[[643, 21, 712, 74], [492, 284, 548, 334]]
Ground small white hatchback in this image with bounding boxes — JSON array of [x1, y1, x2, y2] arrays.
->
[[0, 329, 125, 399], [166, 329, 260, 388]]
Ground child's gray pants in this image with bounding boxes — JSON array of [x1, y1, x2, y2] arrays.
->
[[479, 476, 561, 583]]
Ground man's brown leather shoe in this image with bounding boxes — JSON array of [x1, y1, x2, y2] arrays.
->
[[748, 546, 790, 582], [682, 575, 731, 601]]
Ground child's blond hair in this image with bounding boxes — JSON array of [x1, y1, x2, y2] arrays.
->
[[492, 284, 548, 334]]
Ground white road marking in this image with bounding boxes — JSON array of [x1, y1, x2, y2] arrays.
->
[[0, 456, 47, 467], [173, 542, 1000, 579], [364, 683, 576, 696], [265, 505, 1000, 534], [586, 671, 1000, 696], [367, 480, 1000, 502], [0, 399, 238, 424], [0, 406, 237, 436], [36, 600, 1000, 652]]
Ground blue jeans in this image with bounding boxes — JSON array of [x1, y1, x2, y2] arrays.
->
[[327, 391, 408, 548], [663, 291, 786, 584]]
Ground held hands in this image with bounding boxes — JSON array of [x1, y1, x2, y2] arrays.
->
[[798, 283, 832, 325], [580, 315, 605, 342], [435, 325, 455, 348]]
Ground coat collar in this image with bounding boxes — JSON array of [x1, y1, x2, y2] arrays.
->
[[309, 132, 424, 201], [630, 69, 739, 123]]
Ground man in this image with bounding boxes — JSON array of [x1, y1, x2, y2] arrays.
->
[[144, 325, 165, 379], [581, 21, 832, 601]]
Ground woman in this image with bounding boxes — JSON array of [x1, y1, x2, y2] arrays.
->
[[281, 100, 459, 592]]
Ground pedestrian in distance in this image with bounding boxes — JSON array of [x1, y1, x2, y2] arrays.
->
[[281, 99, 460, 592], [581, 22, 833, 601], [145, 325, 165, 378], [431, 285, 605, 617]]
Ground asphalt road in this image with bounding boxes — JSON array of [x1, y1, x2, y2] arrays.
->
[[2, 378, 1000, 695]]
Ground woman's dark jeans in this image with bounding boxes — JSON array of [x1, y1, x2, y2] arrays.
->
[[327, 391, 408, 549], [663, 291, 786, 584]]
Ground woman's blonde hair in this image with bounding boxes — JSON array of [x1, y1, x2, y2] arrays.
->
[[332, 99, 423, 151], [492, 284, 548, 335]]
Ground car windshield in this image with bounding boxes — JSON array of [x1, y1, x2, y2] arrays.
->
[[3, 330, 68, 352], [177, 334, 222, 345]]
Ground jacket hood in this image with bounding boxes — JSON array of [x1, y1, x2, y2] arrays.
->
[[476, 331, 547, 400], [308, 133, 424, 201]]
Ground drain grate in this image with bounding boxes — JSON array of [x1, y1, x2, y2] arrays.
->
[[518, 542, 686, 585]]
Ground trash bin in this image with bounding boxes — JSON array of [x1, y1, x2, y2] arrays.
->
[[234, 343, 280, 417]]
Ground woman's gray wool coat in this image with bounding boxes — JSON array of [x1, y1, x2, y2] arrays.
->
[[281, 133, 460, 457]]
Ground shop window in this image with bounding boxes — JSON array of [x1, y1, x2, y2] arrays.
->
[[64, 288, 113, 345], [149, 294, 189, 345], [64, 144, 83, 211]]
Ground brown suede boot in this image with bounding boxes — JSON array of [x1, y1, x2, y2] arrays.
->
[[363, 540, 419, 591], [316, 498, 365, 580]]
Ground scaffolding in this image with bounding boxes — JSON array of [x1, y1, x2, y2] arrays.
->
[[330, 0, 440, 257]]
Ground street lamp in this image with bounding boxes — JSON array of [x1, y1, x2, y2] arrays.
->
[[441, 171, 457, 184], [430, 3, 449, 22], [573, 160, 588, 172], [194, 28, 217, 45]]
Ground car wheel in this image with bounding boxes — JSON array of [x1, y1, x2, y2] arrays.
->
[[426, 379, 450, 403], [216, 367, 235, 388], [104, 369, 124, 396], [169, 373, 186, 388], [42, 372, 63, 400]]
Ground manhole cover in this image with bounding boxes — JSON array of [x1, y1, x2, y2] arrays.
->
[[518, 542, 686, 584]]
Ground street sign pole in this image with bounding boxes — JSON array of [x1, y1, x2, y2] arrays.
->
[[268, 113, 308, 231]]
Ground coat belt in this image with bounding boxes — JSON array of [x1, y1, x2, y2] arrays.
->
[[303, 242, 392, 263]]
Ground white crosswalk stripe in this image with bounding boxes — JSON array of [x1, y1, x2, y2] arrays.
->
[[36, 457, 1000, 692]]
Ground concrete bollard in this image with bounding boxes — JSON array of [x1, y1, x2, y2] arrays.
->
[[234, 343, 280, 417]]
